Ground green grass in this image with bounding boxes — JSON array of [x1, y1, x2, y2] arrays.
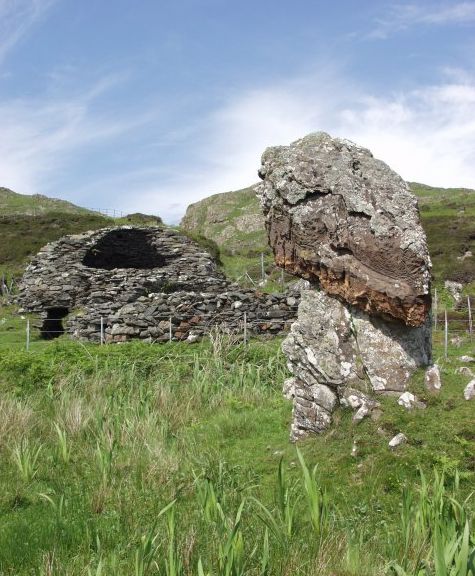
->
[[0, 320, 473, 574], [412, 185, 475, 287], [0, 187, 94, 216]]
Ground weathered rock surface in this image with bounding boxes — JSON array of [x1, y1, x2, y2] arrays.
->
[[425, 364, 441, 393], [444, 280, 463, 303], [18, 226, 299, 342], [464, 380, 475, 400], [282, 289, 431, 440], [389, 433, 407, 449], [398, 391, 426, 410], [256, 132, 431, 327], [256, 133, 433, 440]]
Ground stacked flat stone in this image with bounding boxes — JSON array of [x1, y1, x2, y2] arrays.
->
[[18, 226, 298, 342], [256, 132, 432, 440]]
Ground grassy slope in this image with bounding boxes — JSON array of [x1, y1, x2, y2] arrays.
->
[[410, 183, 475, 286], [180, 183, 475, 291], [0, 212, 113, 278], [0, 330, 472, 574], [0, 187, 94, 216], [0, 188, 114, 279]]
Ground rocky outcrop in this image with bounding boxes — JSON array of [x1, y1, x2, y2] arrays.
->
[[256, 133, 432, 440], [18, 226, 298, 342], [181, 187, 267, 257], [282, 290, 431, 439], [256, 132, 431, 327]]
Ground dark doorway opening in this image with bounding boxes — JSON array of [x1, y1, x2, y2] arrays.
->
[[40, 307, 69, 340], [82, 229, 169, 270]]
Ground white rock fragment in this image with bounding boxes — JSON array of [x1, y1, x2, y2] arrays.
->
[[389, 433, 407, 449], [456, 367, 474, 377], [398, 392, 416, 410], [463, 380, 475, 400], [444, 280, 463, 303], [459, 356, 475, 363], [353, 403, 371, 422], [425, 364, 441, 393]]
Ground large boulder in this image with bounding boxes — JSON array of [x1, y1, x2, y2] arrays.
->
[[256, 132, 431, 327], [256, 132, 432, 440]]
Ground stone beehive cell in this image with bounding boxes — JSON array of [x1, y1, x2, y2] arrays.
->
[[18, 226, 298, 342]]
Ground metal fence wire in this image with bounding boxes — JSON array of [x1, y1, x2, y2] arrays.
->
[[0, 305, 472, 352]]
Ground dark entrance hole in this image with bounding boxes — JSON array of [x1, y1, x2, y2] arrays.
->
[[82, 229, 168, 270], [40, 307, 69, 340]]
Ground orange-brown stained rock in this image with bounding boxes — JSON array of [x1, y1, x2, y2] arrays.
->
[[256, 132, 432, 326]]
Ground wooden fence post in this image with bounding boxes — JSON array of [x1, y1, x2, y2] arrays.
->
[[444, 309, 448, 361], [468, 296, 472, 338], [260, 253, 265, 283]]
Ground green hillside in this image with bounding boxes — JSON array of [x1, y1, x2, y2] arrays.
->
[[0, 188, 114, 280], [181, 183, 475, 291], [0, 187, 93, 216]]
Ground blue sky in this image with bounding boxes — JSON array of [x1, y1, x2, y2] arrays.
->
[[1, 0, 475, 222]]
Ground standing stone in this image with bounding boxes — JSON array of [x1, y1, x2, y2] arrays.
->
[[256, 133, 432, 440], [425, 365, 441, 393]]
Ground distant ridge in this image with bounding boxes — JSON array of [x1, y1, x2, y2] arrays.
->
[[0, 187, 94, 216]]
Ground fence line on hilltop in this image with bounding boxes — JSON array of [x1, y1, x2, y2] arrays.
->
[[0, 207, 126, 221]]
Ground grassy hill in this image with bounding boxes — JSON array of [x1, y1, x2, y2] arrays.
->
[[181, 183, 475, 292], [0, 212, 114, 279], [0, 189, 167, 281], [0, 187, 94, 216], [0, 188, 114, 280]]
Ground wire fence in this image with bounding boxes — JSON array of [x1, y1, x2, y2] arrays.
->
[[0, 304, 472, 354], [1, 313, 297, 351], [0, 207, 126, 221]]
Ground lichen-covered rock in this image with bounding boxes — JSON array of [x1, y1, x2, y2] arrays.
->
[[256, 132, 431, 327], [389, 433, 407, 449], [282, 289, 431, 440], [464, 380, 475, 400], [425, 364, 441, 393]]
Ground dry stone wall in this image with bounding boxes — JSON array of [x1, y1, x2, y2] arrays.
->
[[18, 226, 298, 342]]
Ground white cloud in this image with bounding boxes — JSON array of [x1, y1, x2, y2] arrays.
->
[[370, 2, 475, 38], [126, 71, 475, 223], [0, 76, 154, 198], [2, 64, 474, 225], [0, 0, 56, 63]]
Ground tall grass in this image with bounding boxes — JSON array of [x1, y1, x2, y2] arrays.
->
[[0, 337, 473, 574]]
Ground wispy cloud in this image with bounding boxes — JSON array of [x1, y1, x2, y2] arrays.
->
[[123, 69, 475, 223], [2, 62, 475, 224], [0, 0, 56, 63], [370, 2, 475, 39], [0, 75, 155, 199]]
